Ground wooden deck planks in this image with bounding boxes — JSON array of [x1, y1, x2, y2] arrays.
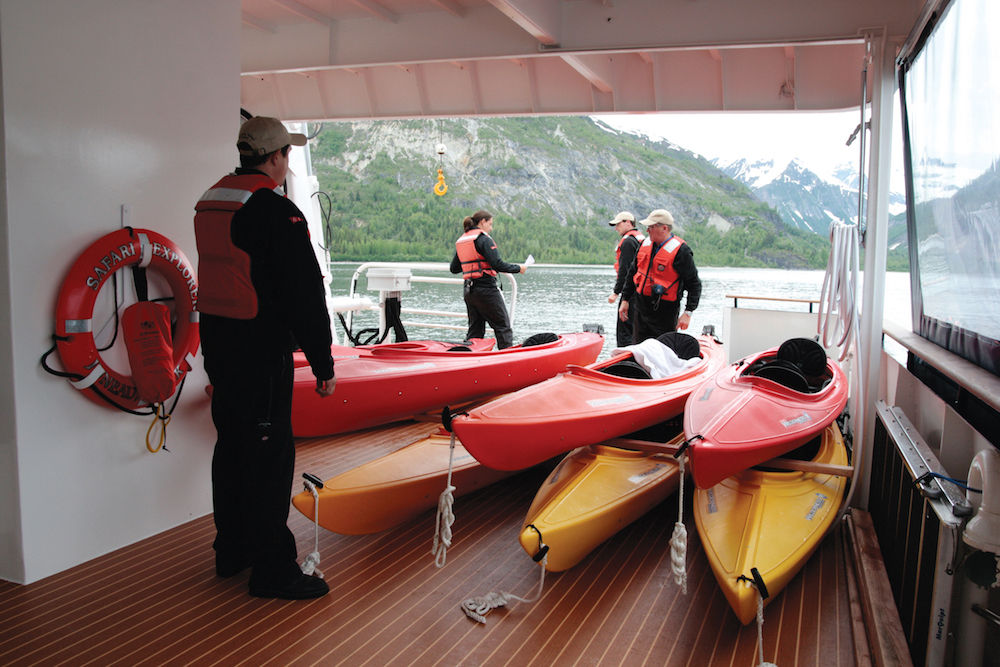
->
[[0, 420, 866, 667]]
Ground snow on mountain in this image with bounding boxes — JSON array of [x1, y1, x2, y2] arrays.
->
[[715, 156, 907, 234]]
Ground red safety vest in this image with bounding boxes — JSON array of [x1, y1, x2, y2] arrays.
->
[[613, 229, 644, 274], [632, 235, 685, 300], [456, 229, 498, 280], [193, 173, 281, 319]]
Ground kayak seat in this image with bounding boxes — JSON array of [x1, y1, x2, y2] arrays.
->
[[602, 359, 653, 379], [521, 332, 559, 347], [752, 358, 810, 392], [447, 345, 472, 351], [776, 337, 827, 376], [656, 332, 701, 360]]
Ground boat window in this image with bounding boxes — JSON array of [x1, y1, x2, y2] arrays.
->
[[899, 0, 1000, 375]]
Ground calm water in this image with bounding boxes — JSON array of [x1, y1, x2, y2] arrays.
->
[[328, 263, 911, 361]]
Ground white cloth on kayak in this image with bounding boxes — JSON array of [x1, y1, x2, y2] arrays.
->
[[612, 339, 701, 379]]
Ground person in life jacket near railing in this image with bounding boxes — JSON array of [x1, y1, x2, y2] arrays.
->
[[194, 116, 336, 601], [618, 209, 702, 343], [606, 211, 645, 347], [449, 209, 525, 349]]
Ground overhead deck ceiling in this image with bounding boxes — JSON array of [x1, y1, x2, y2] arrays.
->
[[240, 0, 923, 121]]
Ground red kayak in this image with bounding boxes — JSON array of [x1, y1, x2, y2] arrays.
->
[[683, 337, 848, 489], [292, 338, 495, 368], [292, 332, 604, 437], [451, 334, 726, 471]]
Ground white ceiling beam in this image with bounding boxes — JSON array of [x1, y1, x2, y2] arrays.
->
[[272, 0, 333, 26], [561, 54, 613, 93], [350, 0, 398, 23], [242, 11, 277, 33], [487, 0, 560, 46]]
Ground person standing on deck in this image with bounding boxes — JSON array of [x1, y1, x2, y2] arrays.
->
[[606, 211, 644, 347], [619, 209, 701, 343], [194, 116, 336, 600], [449, 210, 525, 349]]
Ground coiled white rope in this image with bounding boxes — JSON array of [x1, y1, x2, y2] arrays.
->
[[431, 432, 458, 568], [669, 452, 688, 594], [460, 553, 548, 624], [818, 222, 861, 363], [300, 479, 324, 579]]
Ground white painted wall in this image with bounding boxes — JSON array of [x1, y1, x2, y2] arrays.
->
[[0, 0, 241, 584]]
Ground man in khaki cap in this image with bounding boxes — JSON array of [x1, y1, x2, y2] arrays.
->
[[194, 116, 335, 600], [619, 209, 702, 342], [606, 211, 644, 346]]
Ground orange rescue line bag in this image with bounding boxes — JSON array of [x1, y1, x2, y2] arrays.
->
[[122, 300, 176, 404]]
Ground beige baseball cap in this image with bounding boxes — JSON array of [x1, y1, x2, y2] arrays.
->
[[608, 211, 636, 226], [638, 209, 675, 227], [237, 116, 307, 157]]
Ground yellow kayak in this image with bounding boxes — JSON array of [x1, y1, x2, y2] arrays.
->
[[519, 433, 683, 572], [693, 421, 849, 624], [292, 428, 514, 534]]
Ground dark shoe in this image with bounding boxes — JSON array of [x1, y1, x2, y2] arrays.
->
[[249, 573, 329, 600], [215, 552, 250, 578]]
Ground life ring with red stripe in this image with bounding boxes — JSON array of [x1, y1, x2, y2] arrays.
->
[[54, 228, 200, 411]]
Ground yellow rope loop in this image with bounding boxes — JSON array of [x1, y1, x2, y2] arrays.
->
[[146, 404, 170, 453], [433, 168, 448, 196]]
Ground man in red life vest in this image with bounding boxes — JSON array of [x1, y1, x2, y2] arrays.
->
[[606, 211, 644, 346], [449, 210, 525, 349], [618, 209, 702, 343], [195, 116, 335, 600]]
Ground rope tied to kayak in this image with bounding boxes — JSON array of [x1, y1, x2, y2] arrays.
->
[[738, 568, 775, 667], [299, 474, 325, 579], [670, 449, 688, 594], [432, 430, 458, 568], [460, 526, 548, 623], [669, 435, 700, 594]]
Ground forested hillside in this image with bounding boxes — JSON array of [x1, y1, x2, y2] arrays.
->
[[309, 117, 831, 268]]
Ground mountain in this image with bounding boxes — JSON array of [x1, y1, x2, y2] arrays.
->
[[715, 156, 910, 269], [308, 117, 831, 268]]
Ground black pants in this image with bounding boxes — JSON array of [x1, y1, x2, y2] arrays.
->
[[616, 296, 637, 347], [208, 350, 300, 586], [464, 281, 514, 349], [632, 295, 681, 343]]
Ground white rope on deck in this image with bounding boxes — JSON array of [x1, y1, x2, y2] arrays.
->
[[431, 431, 458, 568], [300, 479, 324, 579], [669, 452, 688, 594], [460, 553, 548, 624], [755, 589, 777, 667]]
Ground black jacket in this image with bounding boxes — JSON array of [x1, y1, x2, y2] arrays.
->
[[200, 169, 334, 383]]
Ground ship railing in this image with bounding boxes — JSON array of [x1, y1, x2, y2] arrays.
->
[[338, 261, 517, 344], [721, 293, 832, 363]]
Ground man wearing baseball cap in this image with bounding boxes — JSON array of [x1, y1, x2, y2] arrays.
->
[[194, 116, 335, 600], [618, 209, 702, 342], [606, 211, 644, 346]]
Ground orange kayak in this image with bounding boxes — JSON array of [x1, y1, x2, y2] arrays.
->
[[292, 331, 604, 437], [684, 338, 848, 489], [451, 335, 725, 471], [292, 428, 513, 534]]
